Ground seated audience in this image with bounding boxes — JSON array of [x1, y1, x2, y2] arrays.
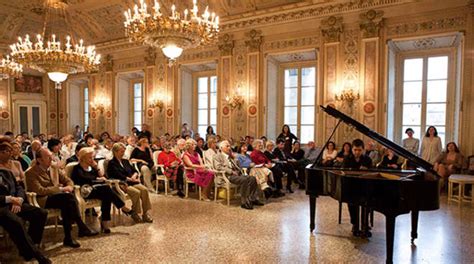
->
[[342, 139, 372, 238], [196, 137, 205, 157], [0, 167, 50, 264], [26, 148, 98, 248], [304, 141, 320, 164], [213, 140, 261, 210], [237, 144, 253, 170], [272, 139, 297, 193], [130, 137, 155, 191], [11, 141, 30, 175], [48, 138, 66, 170], [173, 138, 186, 159], [60, 134, 76, 160], [290, 141, 307, 188], [434, 142, 464, 187], [26, 140, 42, 161], [377, 148, 400, 170], [366, 141, 381, 167], [203, 137, 218, 167], [107, 143, 153, 223], [180, 123, 194, 139], [250, 139, 284, 197], [334, 142, 352, 167], [71, 147, 135, 232], [0, 139, 25, 188], [95, 138, 113, 160], [157, 142, 185, 198], [182, 139, 215, 201], [66, 143, 87, 164], [321, 141, 337, 167], [124, 136, 137, 160]]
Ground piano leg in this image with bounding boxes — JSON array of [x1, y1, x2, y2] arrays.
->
[[385, 214, 396, 264], [310, 195, 316, 232], [411, 210, 419, 244]]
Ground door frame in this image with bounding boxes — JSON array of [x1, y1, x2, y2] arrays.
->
[[12, 100, 47, 136]]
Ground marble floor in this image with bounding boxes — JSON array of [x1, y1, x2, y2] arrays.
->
[[1, 189, 473, 264]]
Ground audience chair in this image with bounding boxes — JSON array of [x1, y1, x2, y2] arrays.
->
[[65, 162, 103, 221], [209, 161, 238, 206], [183, 167, 202, 200], [153, 151, 169, 195]]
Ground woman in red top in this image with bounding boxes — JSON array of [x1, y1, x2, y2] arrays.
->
[[157, 142, 185, 198], [250, 139, 284, 197]]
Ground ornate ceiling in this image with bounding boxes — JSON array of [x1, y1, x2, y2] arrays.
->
[[0, 0, 313, 48]]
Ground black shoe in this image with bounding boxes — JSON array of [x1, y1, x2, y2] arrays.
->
[[263, 188, 273, 200], [36, 255, 52, 264], [78, 228, 99, 237], [360, 230, 372, 238], [252, 200, 264, 206], [63, 238, 81, 248], [273, 190, 285, 197], [241, 202, 254, 210], [351, 226, 361, 237], [121, 208, 135, 216], [298, 184, 305, 190], [177, 191, 185, 198], [286, 187, 294, 193], [100, 222, 111, 234]]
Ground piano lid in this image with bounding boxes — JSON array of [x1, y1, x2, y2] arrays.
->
[[318, 105, 435, 174]]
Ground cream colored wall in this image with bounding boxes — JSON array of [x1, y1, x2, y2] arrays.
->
[[0, 0, 472, 155]]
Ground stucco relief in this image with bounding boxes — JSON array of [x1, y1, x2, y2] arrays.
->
[[387, 16, 467, 36], [325, 44, 337, 102], [363, 40, 376, 102], [263, 36, 319, 51], [342, 29, 359, 94], [359, 9, 384, 38]]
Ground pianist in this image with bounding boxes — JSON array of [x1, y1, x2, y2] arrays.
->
[[342, 139, 373, 237]]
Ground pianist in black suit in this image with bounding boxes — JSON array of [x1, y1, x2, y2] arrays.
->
[[0, 163, 50, 263], [342, 139, 372, 237]]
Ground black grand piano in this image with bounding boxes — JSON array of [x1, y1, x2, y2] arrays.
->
[[306, 105, 440, 264]]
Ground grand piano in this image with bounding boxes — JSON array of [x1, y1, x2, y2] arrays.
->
[[306, 105, 440, 264]]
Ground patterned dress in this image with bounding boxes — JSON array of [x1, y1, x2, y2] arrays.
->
[[157, 151, 183, 181], [183, 152, 214, 187]]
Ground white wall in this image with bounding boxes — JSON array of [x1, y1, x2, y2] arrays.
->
[[266, 59, 278, 139], [180, 70, 193, 128], [117, 78, 130, 135], [68, 83, 81, 133]]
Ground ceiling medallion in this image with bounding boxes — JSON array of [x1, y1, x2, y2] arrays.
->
[[124, 0, 219, 65]]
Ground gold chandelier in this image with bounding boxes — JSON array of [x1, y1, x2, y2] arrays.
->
[[0, 55, 23, 79], [9, 1, 101, 89], [124, 0, 219, 64]]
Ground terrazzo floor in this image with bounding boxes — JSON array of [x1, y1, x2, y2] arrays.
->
[[1, 189, 473, 264]]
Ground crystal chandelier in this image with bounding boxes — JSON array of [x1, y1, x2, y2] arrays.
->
[[9, 1, 101, 89], [0, 55, 23, 79], [124, 0, 219, 64]]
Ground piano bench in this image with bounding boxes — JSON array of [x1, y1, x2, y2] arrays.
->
[[448, 174, 474, 206]]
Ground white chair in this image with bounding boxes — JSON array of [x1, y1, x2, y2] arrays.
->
[[184, 167, 202, 200], [153, 151, 169, 195], [209, 160, 239, 206]]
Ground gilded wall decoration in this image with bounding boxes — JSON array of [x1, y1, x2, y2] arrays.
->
[[145, 47, 157, 66], [359, 9, 384, 38], [221, 0, 405, 31], [179, 49, 219, 62], [245, 29, 263, 52], [0, 111, 9, 120], [387, 16, 467, 36], [413, 38, 436, 49], [364, 102, 375, 114], [263, 36, 319, 51], [218, 34, 235, 56], [116, 61, 145, 71], [362, 40, 377, 102], [321, 16, 344, 43], [342, 29, 359, 95], [324, 44, 338, 102]]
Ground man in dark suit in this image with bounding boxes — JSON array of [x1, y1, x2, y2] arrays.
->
[[272, 139, 297, 193], [0, 164, 50, 263], [342, 138, 373, 238]]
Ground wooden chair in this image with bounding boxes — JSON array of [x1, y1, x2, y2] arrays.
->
[[153, 151, 169, 195], [65, 162, 102, 221]]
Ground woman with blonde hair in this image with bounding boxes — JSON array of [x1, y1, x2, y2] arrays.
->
[[108, 143, 153, 223], [182, 139, 215, 201], [71, 147, 134, 233]]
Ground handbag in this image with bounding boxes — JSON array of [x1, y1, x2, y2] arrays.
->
[[80, 184, 93, 198]]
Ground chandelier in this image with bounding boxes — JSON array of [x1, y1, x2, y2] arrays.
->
[[0, 55, 23, 79], [9, 1, 101, 89], [124, 0, 219, 64]]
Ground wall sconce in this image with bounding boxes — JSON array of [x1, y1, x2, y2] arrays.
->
[[0, 99, 4, 110], [91, 96, 111, 113], [149, 92, 169, 112], [335, 89, 360, 104], [225, 87, 244, 110]]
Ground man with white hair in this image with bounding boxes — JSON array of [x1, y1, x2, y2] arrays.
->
[[213, 140, 261, 210]]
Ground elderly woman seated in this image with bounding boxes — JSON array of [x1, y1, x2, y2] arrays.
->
[[130, 137, 155, 192], [182, 139, 215, 201], [434, 142, 464, 189], [107, 143, 153, 223], [158, 141, 185, 198], [237, 143, 253, 170], [249, 139, 284, 198], [71, 147, 135, 233]]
